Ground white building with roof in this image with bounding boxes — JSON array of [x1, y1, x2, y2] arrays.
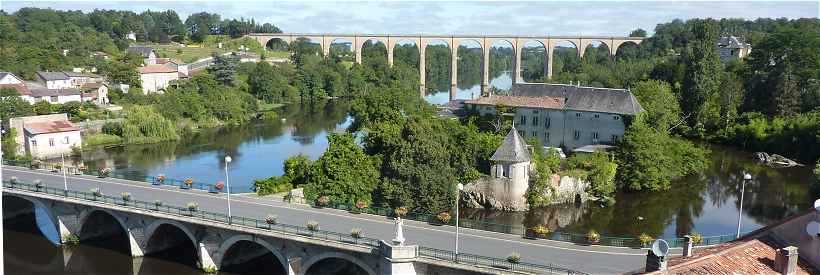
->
[[464, 83, 645, 150], [36, 71, 73, 90], [138, 65, 179, 94], [9, 114, 82, 158], [717, 36, 752, 62]]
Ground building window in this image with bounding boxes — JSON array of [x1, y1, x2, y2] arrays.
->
[[544, 132, 550, 143], [518, 130, 524, 137], [50, 96, 58, 103], [576, 113, 582, 118], [592, 132, 599, 140], [519, 115, 527, 126], [532, 110, 539, 114], [612, 135, 620, 142], [31, 140, 37, 147], [502, 164, 510, 178], [613, 115, 620, 120], [49, 138, 55, 147], [545, 117, 551, 129], [574, 130, 580, 140], [594, 114, 600, 118], [532, 116, 539, 126], [532, 131, 537, 137], [63, 136, 70, 144]]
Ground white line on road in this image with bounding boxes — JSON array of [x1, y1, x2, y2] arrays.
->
[[3, 167, 649, 256]]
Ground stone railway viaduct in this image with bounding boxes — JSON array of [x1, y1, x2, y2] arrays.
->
[[247, 33, 644, 99], [3, 187, 564, 275]]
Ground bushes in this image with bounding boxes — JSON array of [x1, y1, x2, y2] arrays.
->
[[83, 133, 122, 146], [567, 152, 618, 205], [121, 106, 179, 144], [717, 111, 820, 163]]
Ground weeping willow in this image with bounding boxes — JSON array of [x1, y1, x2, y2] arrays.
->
[[122, 106, 180, 144]]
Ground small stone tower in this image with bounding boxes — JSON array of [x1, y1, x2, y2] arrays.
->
[[490, 127, 532, 208]]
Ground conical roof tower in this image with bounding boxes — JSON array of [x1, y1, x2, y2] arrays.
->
[[490, 126, 531, 162]]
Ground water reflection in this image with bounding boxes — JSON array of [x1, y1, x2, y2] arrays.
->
[[80, 101, 351, 193], [470, 145, 814, 238], [424, 71, 513, 105]]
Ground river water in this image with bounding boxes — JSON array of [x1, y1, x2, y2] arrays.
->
[[4, 72, 814, 274]]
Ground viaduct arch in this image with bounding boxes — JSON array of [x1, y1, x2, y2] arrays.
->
[[248, 33, 644, 100]]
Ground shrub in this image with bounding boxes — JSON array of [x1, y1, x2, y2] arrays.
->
[[638, 233, 653, 247], [586, 230, 601, 244], [154, 200, 163, 208], [265, 214, 278, 225], [98, 167, 111, 178], [187, 202, 199, 212], [54, 163, 62, 171], [350, 228, 362, 239], [436, 212, 452, 224], [91, 188, 102, 197], [316, 196, 329, 207], [33, 179, 43, 188], [306, 221, 319, 231], [62, 234, 80, 245], [689, 232, 703, 244], [506, 253, 521, 264], [394, 207, 408, 218], [531, 225, 550, 237], [215, 181, 225, 190], [156, 174, 166, 183], [9, 176, 18, 184], [121, 192, 131, 202], [355, 201, 368, 209], [184, 178, 194, 186]]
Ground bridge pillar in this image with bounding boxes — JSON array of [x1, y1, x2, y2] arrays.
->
[[482, 38, 491, 97], [355, 36, 363, 64], [419, 45, 426, 98], [287, 256, 302, 275], [547, 45, 555, 80], [450, 45, 458, 102], [379, 240, 418, 275], [199, 242, 218, 272], [514, 38, 523, 84], [127, 228, 145, 257]]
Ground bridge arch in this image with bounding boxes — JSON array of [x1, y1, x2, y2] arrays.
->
[[392, 39, 420, 70], [488, 39, 516, 89], [2, 194, 61, 245], [328, 38, 355, 63], [520, 40, 548, 82], [77, 208, 137, 255], [551, 40, 581, 78], [582, 40, 612, 64], [215, 234, 288, 273], [422, 39, 452, 101], [143, 219, 199, 266], [300, 252, 377, 275], [614, 41, 641, 60]]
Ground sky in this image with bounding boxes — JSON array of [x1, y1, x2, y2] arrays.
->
[[1, 1, 818, 36]]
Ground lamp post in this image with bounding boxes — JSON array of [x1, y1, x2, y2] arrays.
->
[[455, 183, 464, 259], [61, 153, 68, 196], [736, 172, 752, 238], [224, 156, 232, 224]]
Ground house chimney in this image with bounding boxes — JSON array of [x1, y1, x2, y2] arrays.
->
[[775, 246, 798, 275], [682, 235, 694, 258], [644, 249, 667, 272]]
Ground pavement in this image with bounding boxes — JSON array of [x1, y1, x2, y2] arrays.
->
[[2, 165, 652, 274]]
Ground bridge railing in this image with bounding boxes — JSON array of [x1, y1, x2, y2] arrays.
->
[[2, 180, 585, 275], [2, 160, 743, 249]]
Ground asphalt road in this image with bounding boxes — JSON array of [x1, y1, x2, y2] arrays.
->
[[2, 165, 649, 274]]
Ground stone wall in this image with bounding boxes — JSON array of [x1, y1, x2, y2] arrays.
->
[[461, 174, 590, 212]]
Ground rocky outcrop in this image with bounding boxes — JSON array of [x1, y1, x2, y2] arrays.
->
[[461, 174, 591, 212]]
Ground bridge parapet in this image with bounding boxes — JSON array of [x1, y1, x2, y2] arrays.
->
[[2, 181, 587, 275]]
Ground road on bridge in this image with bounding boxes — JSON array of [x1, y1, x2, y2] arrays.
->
[[2, 166, 649, 274]]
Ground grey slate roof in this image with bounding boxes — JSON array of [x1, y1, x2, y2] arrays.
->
[[491, 127, 531, 162], [29, 88, 80, 97], [126, 45, 155, 57], [509, 83, 645, 115], [717, 36, 749, 49], [36, 71, 69, 81], [0, 72, 9, 79]]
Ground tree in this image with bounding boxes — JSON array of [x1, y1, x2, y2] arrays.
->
[[208, 54, 238, 86], [121, 106, 179, 144], [615, 122, 709, 191], [629, 28, 647, 37], [681, 19, 724, 136], [0, 88, 34, 121], [1, 128, 20, 159], [631, 80, 682, 133], [303, 133, 380, 204], [33, 100, 53, 115], [185, 12, 219, 43]]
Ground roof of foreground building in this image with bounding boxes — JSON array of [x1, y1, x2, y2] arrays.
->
[[491, 127, 531, 162], [24, 120, 80, 135], [507, 83, 645, 115]]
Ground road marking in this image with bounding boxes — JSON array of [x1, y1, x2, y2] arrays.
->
[[4, 167, 648, 256]]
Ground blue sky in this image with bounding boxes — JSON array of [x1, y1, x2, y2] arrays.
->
[[2, 1, 818, 36]]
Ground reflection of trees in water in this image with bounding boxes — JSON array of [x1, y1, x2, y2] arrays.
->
[[81, 101, 351, 176]]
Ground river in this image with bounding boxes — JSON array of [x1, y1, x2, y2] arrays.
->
[[4, 72, 814, 274]]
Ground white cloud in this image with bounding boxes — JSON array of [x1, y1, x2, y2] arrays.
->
[[1, 1, 816, 35]]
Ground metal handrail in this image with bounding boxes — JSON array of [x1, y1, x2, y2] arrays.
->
[[2, 180, 585, 275]]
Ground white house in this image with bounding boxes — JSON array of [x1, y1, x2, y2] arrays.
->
[[138, 65, 179, 94], [465, 83, 645, 150], [717, 36, 752, 62], [80, 82, 110, 105], [36, 71, 73, 90], [28, 88, 82, 104], [64, 71, 103, 88], [9, 114, 82, 159], [0, 72, 24, 84], [127, 45, 158, 65]]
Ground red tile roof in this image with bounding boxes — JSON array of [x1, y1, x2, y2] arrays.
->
[[465, 95, 565, 109], [652, 237, 816, 275], [24, 121, 80, 135], [0, 83, 30, 96], [138, 65, 177, 74]]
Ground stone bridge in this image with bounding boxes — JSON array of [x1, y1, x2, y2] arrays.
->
[[246, 33, 644, 99], [2, 186, 574, 275]]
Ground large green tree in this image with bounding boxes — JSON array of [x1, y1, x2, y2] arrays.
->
[[303, 133, 380, 204], [681, 19, 724, 136], [631, 80, 682, 133]]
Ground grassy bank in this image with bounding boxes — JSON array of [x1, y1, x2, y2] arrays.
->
[[83, 133, 122, 146]]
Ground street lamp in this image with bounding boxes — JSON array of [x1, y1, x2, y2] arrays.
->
[[61, 153, 68, 196], [455, 183, 464, 259], [224, 156, 232, 224], [736, 172, 752, 238]]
